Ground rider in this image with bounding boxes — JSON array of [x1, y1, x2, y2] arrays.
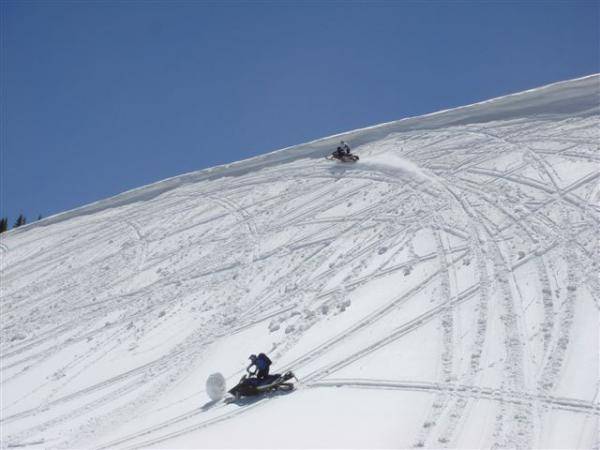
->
[[247, 353, 272, 379], [333, 141, 352, 159], [340, 141, 351, 154]]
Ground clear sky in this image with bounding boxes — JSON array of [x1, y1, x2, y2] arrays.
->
[[1, 0, 598, 224]]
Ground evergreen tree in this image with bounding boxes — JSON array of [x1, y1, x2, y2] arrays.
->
[[0, 217, 7, 233], [14, 214, 26, 228], [37, 214, 43, 221]]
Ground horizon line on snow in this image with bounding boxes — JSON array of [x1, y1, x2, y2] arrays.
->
[[8, 73, 599, 234]]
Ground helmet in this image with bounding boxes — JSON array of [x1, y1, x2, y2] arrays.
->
[[249, 354, 257, 361]]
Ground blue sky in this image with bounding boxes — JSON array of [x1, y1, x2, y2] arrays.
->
[[2, 1, 598, 224]]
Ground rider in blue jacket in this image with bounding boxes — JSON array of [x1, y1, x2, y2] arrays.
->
[[247, 353, 272, 380]]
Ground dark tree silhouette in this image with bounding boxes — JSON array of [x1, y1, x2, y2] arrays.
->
[[14, 214, 26, 228], [0, 217, 7, 233]]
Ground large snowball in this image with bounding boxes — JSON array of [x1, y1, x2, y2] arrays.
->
[[206, 372, 227, 401]]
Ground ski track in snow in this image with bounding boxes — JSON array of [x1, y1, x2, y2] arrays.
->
[[1, 76, 599, 449]]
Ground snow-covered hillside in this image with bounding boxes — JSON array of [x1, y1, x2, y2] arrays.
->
[[1, 75, 599, 449]]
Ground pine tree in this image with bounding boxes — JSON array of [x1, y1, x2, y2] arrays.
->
[[37, 214, 43, 221], [0, 217, 7, 233], [14, 214, 26, 228]]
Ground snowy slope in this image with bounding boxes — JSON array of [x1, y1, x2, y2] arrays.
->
[[1, 75, 599, 449]]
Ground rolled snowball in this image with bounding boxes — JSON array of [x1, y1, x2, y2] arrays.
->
[[206, 372, 227, 401]]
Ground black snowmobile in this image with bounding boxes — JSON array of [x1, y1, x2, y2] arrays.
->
[[228, 371, 296, 399], [328, 152, 359, 163], [327, 143, 359, 163]]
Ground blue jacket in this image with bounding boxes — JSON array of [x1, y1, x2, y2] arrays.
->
[[255, 354, 271, 370]]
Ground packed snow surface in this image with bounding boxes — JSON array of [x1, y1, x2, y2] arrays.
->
[[1, 75, 599, 449]]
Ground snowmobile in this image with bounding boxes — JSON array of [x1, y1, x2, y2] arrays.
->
[[327, 151, 359, 163], [228, 371, 296, 399]]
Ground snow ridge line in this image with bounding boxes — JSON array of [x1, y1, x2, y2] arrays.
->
[[8, 75, 596, 235]]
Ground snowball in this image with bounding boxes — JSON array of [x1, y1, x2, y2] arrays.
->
[[206, 372, 227, 401]]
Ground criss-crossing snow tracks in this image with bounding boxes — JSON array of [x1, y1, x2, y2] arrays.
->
[[439, 179, 539, 447], [395, 179, 465, 448], [2, 82, 599, 448], [396, 115, 598, 447]]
